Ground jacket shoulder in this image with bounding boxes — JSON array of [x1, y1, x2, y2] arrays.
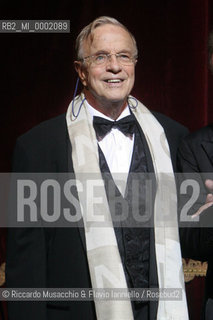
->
[[183, 124, 213, 144], [17, 113, 67, 146], [152, 111, 189, 170], [153, 111, 189, 136], [13, 114, 68, 172]]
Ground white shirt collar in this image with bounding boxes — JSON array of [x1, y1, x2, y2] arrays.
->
[[85, 100, 131, 121]]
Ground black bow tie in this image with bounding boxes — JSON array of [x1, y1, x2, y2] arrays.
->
[[93, 114, 136, 141]]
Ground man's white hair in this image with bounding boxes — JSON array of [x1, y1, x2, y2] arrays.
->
[[75, 16, 138, 60]]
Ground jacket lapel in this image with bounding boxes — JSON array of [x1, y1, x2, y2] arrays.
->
[[201, 140, 213, 167]]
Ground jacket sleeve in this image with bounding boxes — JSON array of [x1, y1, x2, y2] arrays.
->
[[6, 139, 47, 320], [177, 138, 213, 261]]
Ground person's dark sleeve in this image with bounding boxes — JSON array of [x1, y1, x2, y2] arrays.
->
[[6, 139, 47, 320], [177, 138, 213, 261]]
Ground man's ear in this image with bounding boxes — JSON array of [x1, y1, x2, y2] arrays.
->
[[74, 61, 88, 87]]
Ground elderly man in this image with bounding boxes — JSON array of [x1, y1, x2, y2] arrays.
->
[[6, 16, 188, 320]]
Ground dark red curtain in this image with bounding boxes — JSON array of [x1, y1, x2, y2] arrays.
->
[[0, 0, 213, 319]]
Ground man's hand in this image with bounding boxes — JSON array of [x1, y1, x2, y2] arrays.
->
[[192, 179, 213, 218]]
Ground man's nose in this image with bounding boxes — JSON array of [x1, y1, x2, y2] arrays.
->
[[106, 55, 122, 73]]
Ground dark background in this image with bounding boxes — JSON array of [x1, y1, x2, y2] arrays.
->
[[0, 0, 212, 319]]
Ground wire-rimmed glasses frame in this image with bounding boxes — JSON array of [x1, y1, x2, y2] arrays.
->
[[79, 52, 137, 66]]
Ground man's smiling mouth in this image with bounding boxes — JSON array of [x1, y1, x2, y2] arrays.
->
[[104, 79, 123, 83]]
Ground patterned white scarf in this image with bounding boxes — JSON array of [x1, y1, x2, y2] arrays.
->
[[66, 93, 189, 320]]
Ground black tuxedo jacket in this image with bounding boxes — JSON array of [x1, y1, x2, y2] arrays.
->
[[177, 124, 213, 315], [6, 112, 188, 320]]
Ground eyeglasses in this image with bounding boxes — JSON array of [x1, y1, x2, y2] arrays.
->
[[80, 53, 137, 66]]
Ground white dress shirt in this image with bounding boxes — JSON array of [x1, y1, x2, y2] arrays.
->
[[86, 101, 135, 195]]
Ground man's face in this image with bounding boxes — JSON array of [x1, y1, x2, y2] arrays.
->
[[76, 24, 136, 108]]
